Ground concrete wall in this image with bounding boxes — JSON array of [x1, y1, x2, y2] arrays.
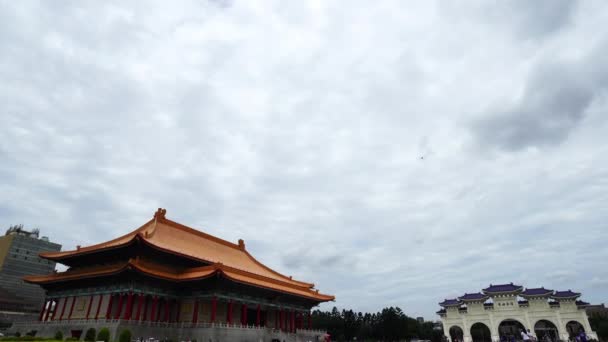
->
[[8, 321, 327, 342]]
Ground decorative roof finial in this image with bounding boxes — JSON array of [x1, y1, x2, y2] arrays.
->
[[154, 208, 167, 220], [238, 239, 245, 250]]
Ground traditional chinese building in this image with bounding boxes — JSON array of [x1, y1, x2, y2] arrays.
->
[[12, 209, 334, 341], [437, 283, 598, 342]]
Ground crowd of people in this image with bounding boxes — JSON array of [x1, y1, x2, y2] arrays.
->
[[451, 328, 590, 342]]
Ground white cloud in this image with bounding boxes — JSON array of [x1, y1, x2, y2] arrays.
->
[[1, 0, 608, 318]]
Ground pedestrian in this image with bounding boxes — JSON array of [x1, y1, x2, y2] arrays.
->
[[527, 329, 536, 341], [579, 331, 587, 342]]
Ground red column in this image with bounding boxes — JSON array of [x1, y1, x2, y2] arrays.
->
[[150, 296, 158, 322], [67, 296, 76, 320], [308, 311, 312, 329], [157, 298, 162, 322], [45, 300, 52, 321], [123, 292, 134, 320], [256, 304, 261, 327], [175, 300, 181, 322], [38, 299, 48, 321], [192, 299, 199, 323], [59, 297, 68, 320], [135, 294, 144, 321], [114, 293, 124, 319], [43, 300, 52, 322], [105, 294, 114, 319], [85, 295, 94, 319], [279, 309, 284, 330], [291, 310, 295, 333], [51, 299, 59, 320], [210, 297, 217, 323], [275, 310, 279, 329], [227, 300, 233, 325], [95, 294, 103, 319], [241, 303, 247, 325], [141, 296, 149, 321], [163, 298, 170, 322]]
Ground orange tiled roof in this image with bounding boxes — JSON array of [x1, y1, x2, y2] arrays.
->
[[37, 209, 334, 302], [24, 258, 334, 301]]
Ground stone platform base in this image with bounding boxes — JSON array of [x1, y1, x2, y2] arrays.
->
[[9, 320, 326, 342]]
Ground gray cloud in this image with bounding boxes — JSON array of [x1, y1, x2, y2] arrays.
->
[[472, 38, 608, 151], [1, 1, 608, 318]]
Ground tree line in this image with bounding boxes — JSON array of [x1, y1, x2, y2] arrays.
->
[[588, 313, 608, 341], [311, 306, 444, 342]]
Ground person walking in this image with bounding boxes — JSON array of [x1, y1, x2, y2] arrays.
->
[[521, 329, 530, 342], [527, 329, 536, 342]]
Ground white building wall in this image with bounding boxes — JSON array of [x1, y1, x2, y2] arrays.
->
[[440, 297, 597, 342]]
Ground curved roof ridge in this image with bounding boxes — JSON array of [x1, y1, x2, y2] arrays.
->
[[40, 219, 154, 259], [142, 219, 313, 287], [219, 269, 335, 301], [159, 217, 314, 287], [159, 216, 241, 250], [216, 263, 317, 291], [130, 258, 217, 281], [24, 261, 130, 284], [25, 259, 333, 301], [36, 209, 323, 290], [241, 249, 314, 288]]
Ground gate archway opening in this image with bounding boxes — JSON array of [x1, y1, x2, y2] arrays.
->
[[499, 319, 526, 341], [534, 320, 558, 342], [450, 326, 464, 342], [471, 322, 492, 342], [566, 321, 585, 338]]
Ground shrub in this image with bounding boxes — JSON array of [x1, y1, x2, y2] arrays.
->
[[118, 329, 131, 342], [96, 328, 110, 342], [54, 332, 63, 341], [65, 337, 79, 341], [15, 333, 21, 338], [83, 328, 95, 342]]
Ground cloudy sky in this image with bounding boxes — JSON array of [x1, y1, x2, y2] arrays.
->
[[1, 1, 608, 318]]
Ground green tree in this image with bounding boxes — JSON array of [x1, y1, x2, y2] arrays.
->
[[84, 328, 96, 342], [596, 320, 608, 341], [118, 329, 131, 342], [96, 328, 110, 342]]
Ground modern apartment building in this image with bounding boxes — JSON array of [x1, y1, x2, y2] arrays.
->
[[0, 225, 61, 328]]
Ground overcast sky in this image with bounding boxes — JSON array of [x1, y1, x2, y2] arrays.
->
[[1, 1, 608, 319]]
